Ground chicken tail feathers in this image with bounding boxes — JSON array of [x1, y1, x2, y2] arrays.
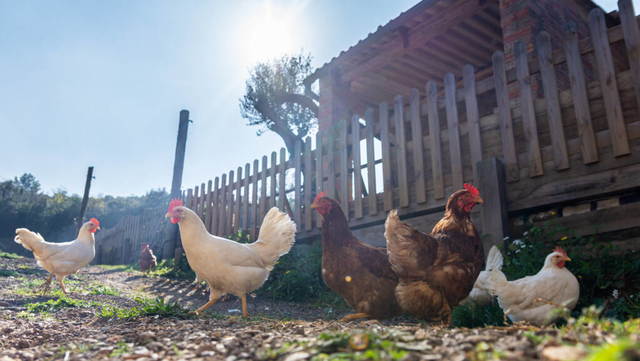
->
[[486, 245, 504, 271], [384, 209, 433, 279], [486, 269, 508, 296], [250, 207, 297, 271], [15, 228, 46, 252]]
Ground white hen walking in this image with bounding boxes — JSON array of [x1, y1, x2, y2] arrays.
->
[[486, 247, 579, 325], [165, 199, 296, 316], [15, 219, 100, 295]]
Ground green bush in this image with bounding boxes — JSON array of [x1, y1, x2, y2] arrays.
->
[[501, 222, 640, 321]]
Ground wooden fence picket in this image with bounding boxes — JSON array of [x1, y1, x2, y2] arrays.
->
[[492, 51, 519, 182], [444, 73, 464, 190], [352, 115, 364, 218], [427, 81, 445, 198], [410, 88, 426, 203]]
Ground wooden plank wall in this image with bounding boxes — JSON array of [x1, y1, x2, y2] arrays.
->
[[179, 6, 640, 243]]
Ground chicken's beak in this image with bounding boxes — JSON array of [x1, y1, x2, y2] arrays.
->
[[165, 213, 171, 218], [563, 256, 572, 262], [310, 203, 319, 209], [476, 197, 484, 204], [97, 226, 100, 230]]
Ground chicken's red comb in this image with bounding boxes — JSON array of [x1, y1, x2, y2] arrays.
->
[[90, 218, 99, 227], [168, 198, 183, 212], [464, 183, 479, 196], [554, 246, 567, 257], [314, 191, 326, 203]]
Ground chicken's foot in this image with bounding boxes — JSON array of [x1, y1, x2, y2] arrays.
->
[[190, 297, 219, 315], [340, 313, 371, 323], [241, 294, 251, 318], [41, 273, 54, 296]]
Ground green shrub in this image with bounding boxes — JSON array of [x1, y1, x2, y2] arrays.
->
[[0, 252, 22, 259], [501, 222, 640, 321]]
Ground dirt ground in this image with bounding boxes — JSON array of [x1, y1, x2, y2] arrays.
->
[[0, 257, 636, 361]]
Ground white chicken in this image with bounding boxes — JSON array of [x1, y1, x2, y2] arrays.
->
[[165, 199, 296, 316], [15, 218, 100, 295], [464, 245, 503, 307], [486, 246, 579, 325]]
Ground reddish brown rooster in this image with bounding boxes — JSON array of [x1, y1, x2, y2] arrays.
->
[[384, 184, 484, 325], [311, 193, 403, 322], [138, 243, 157, 273]]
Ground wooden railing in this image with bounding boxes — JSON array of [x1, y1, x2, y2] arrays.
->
[[184, 4, 640, 243]]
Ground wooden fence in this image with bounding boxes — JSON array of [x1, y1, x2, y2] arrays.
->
[[93, 207, 166, 265], [182, 5, 640, 250]]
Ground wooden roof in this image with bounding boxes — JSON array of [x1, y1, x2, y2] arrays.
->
[[304, 0, 601, 115]]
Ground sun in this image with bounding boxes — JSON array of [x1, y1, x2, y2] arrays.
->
[[244, 0, 297, 62]]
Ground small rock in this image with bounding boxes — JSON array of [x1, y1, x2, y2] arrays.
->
[[542, 346, 588, 361], [196, 344, 215, 356], [0, 302, 10, 307], [137, 332, 156, 344], [17, 351, 33, 361], [283, 352, 310, 361], [17, 340, 31, 349]]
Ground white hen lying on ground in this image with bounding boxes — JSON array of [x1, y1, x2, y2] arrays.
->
[[464, 245, 503, 307], [165, 199, 296, 316], [15, 219, 100, 295], [486, 246, 579, 325]]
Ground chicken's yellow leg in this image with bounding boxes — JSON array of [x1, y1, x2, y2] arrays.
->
[[340, 313, 371, 323], [57, 277, 68, 294], [190, 297, 219, 315], [242, 294, 251, 318], [41, 273, 54, 296]]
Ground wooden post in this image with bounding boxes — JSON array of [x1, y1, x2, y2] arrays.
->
[[163, 110, 190, 260], [76, 166, 94, 237], [478, 158, 509, 258]]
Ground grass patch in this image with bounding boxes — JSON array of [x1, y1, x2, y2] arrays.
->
[[87, 284, 120, 296], [96, 264, 138, 273], [99, 297, 191, 320], [26, 297, 101, 313], [0, 251, 22, 259], [0, 269, 19, 277]]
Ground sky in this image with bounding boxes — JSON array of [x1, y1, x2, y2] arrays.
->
[[0, 0, 632, 197]]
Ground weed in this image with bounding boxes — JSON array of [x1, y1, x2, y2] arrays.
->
[[96, 264, 138, 273], [99, 297, 191, 320], [109, 341, 131, 357], [26, 297, 100, 313], [0, 252, 22, 259]]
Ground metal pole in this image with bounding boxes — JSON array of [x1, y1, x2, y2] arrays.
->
[[162, 110, 190, 260], [76, 166, 94, 236]]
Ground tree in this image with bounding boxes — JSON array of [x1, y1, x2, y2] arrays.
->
[[240, 52, 319, 154]]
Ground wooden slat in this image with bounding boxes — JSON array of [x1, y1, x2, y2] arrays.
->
[[226, 170, 234, 236], [427, 81, 445, 199], [515, 41, 544, 177], [205, 180, 212, 232], [589, 8, 630, 156], [380, 102, 393, 210], [352, 115, 364, 218], [218, 174, 227, 237], [191, 186, 197, 212], [314, 132, 323, 228], [211, 177, 219, 235], [259, 156, 268, 226], [339, 120, 350, 217], [463, 65, 483, 182], [250, 160, 258, 240], [304, 137, 313, 230], [364, 108, 378, 215], [537, 32, 570, 170], [619, 0, 640, 111], [326, 126, 336, 199], [242, 164, 250, 230], [444, 73, 464, 190], [198, 183, 206, 219], [409, 88, 427, 203], [234, 166, 242, 233], [563, 22, 599, 164], [492, 51, 519, 182], [279, 148, 286, 212], [294, 140, 303, 228], [394, 95, 409, 207], [270, 152, 277, 209]]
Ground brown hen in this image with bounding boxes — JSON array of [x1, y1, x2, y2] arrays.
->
[[384, 184, 484, 325], [311, 193, 403, 322]]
